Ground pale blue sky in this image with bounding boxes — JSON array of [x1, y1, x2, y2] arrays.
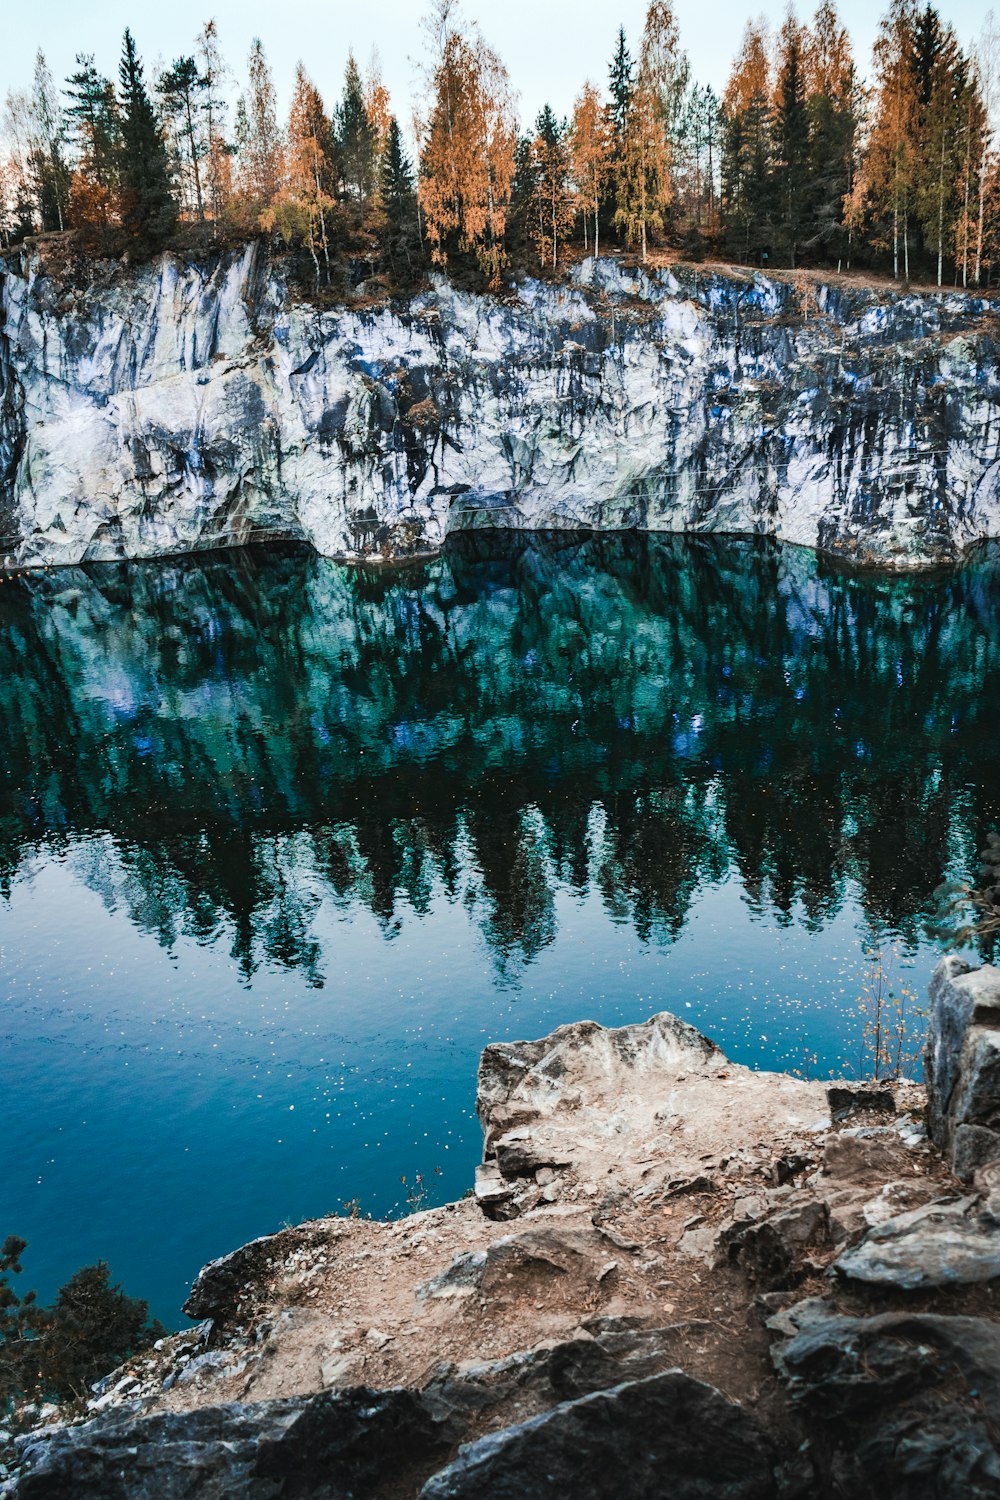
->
[[2, 0, 991, 141]]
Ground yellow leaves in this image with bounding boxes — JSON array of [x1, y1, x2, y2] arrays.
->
[[365, 54, 392, 158], [569, 82, 612, 225], [418, 20, 516, 280]]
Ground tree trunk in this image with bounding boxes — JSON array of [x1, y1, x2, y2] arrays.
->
[[936, 134, 945, 288], [184, 95, 204, 221]]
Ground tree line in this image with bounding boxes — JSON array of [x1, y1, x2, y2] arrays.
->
[[1, 0, 999, 289]]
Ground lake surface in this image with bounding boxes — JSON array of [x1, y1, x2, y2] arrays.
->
[[1, 533, 998, 1325]]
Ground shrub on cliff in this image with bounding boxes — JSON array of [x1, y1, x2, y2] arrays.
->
[[0, 1235, 165, 1412]]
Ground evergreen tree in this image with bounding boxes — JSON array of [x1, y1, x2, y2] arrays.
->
[[337, 53, 376, 201], [608, 26, 634, 142], [721, 21, 774, 261], [64, 54, 120, 194], [379, 116, 418, 274], [805, 0, 858, 263], [531, 105, 574, 267], [159, 56, 208, 221], [773, 18, 810, 265], [380, 116, 415, 228], [117, 30, 177, 251], [0, 1238, 164, 1408]]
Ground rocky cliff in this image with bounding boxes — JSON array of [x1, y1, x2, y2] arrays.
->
[[5, 961, 1000, 1498], [2, 245, 999, 571]]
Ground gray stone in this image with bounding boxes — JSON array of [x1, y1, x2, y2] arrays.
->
[[926, 958, 1000, 1179], [419, 1370, 777, 1499], [834, 1196, 1000, 1289], [722, 1199, 830, 1290], [9, 1387, 457, 1499], [773, 1309, 1000, 1499], [827, 1084, 896, 1122], [5, 252, 1000, 574]]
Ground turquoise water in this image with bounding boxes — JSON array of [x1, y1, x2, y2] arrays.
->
[[1, 533, 997, 1324]]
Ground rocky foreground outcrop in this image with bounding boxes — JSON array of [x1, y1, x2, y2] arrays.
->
[[5, 962, 1000, 1498], [2, 246, 1000, 572]]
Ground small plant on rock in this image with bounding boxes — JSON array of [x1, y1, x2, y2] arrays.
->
[[852, 936, 924, 1082]]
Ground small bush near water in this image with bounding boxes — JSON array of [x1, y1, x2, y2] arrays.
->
[[0, 1235, 165, 1419]]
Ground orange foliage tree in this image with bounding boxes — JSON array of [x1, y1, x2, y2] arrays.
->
[[418, 1, 517, 282], [569, 82, 612, 255]]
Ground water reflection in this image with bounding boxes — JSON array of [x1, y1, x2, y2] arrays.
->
[[0, 534, 997, 981]]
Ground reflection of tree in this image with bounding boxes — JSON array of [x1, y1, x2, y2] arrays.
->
[[0, 533, 998, 980]]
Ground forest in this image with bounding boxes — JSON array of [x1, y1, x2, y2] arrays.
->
[[0, 0, 998, 291]]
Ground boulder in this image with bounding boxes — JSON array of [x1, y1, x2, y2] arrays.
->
[[925, 958, 1000, 1179], [773, 1307, 1000, 1499], [834, 1196, 1000, 1289], [474, 1011, 829, 1220], [9, 1387, 456, 1500], [419, 1370, 778, 1500]]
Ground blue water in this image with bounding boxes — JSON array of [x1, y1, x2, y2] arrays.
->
[[1, 533, 997, 1324]]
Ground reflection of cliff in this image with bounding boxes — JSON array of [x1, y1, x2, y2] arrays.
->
[[0, 534, 997, 979]]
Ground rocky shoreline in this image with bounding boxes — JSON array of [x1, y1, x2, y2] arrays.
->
[[4, 954, 1000, 1498], [2, 248, 1000, 573]]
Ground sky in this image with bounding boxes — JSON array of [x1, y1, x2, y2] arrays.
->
[[1, 0, 992, 144]]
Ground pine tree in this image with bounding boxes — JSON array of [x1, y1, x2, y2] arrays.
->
[[380, 116, 418, 274], [773, 16, 810, 266], [159, 56, 208, 221], [616, 0, 683, 260], [337, 53, 376, 201], [381, 117, 415, 224], [530, 105, 574, 267], [64, 54, 121, 197], [805, 0, 858, 264], [608, 26, 634, 143], [721, 21, 774, 261], [117, 29, 177, 251]]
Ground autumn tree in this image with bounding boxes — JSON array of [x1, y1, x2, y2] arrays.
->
[[971, 14, 1000, 285], [854, 0, 919, 279], [805, 0, 858, 263], [569, 81, 612, 255], [418, 1, 517, 282], [117, 30, 176, 251], [365, 52, 393, 171], [235, 38, 283, 216], [616, 0, 685, 259], [267, 63, 336, 281]]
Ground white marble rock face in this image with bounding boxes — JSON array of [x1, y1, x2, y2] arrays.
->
[[1, 245, 999, 570]]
